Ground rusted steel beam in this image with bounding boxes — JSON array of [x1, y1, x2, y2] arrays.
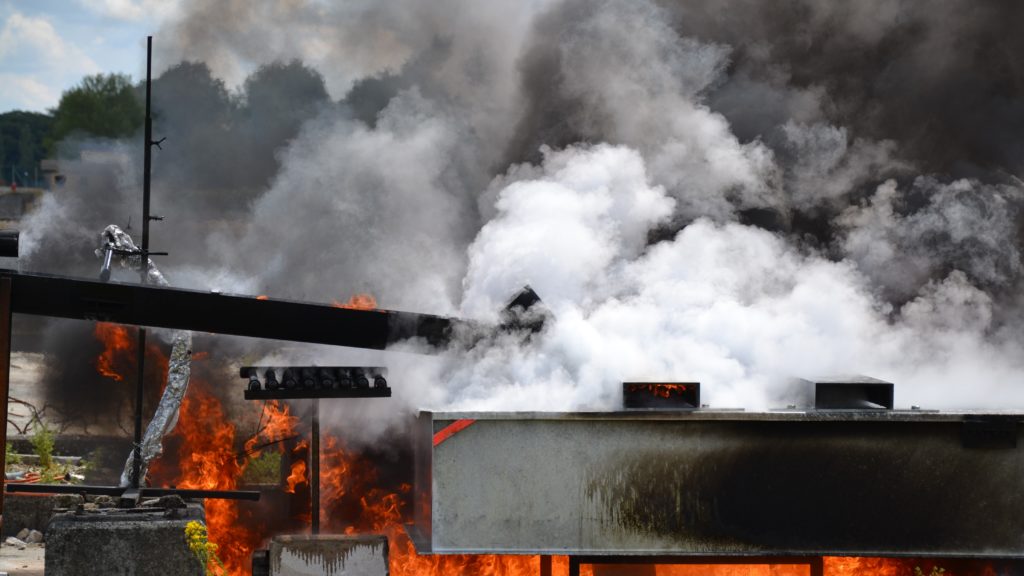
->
[[0, 268, 464, 351]]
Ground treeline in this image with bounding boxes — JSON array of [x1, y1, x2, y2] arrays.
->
[[0, 111, 53, 185], [1, 60, 331, 190]]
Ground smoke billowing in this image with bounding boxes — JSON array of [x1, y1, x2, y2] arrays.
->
[[19, 0, 1024, 433]]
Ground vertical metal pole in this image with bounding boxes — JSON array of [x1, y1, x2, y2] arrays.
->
[[311, 397, 320, 535], [0, 277, 13, 526], [809, 557, 824, 576], [568, 557, 580, 576], [131, 328, 146, 487], [130, 35, 154, 490], [142, 35, 153, 270], [539, 556, 552, 576]]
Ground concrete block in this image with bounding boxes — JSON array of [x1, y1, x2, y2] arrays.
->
[[1, 494, 60, 538], [45, 507, 205, 576], [269, 535, 388, 576]]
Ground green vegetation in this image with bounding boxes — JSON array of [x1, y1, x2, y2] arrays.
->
[[5, 440, 21, 467], [30, 419, 55, 469], [0, 110, 53, 185], [242, 451, 282, 485], [48, 73, 143, 152]]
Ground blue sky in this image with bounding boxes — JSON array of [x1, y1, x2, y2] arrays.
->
[[0, 0, 177, 114]]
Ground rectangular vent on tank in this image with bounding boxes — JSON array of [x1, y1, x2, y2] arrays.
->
[[809, 376, 894, 410], [623, 382, 700, 410]]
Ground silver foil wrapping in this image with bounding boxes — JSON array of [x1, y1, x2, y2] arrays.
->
[[95, 224, 167, 286], [98, 225, 193, 487], [119, 330, 193, 487]]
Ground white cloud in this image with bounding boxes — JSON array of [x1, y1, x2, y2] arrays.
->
[[0, 11, 100, 111], [0, 73, 59, 110], [76, 0, 180, 22], [0, 12, 98, 72]]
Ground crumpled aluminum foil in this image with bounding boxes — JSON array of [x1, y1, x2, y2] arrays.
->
[[95, 224, 167, 286], [98, 225, 193, 487]]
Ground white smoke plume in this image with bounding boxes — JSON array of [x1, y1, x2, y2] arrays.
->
[[18, 0, 1024, 435]]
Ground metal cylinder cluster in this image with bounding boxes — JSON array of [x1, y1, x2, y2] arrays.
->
[[241, 366, 387, 392]]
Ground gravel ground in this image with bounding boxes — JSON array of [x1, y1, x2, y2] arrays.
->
[[0, 542, 45, 576]]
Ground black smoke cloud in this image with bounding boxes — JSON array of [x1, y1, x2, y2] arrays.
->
[[16, 0, 1024, 423]]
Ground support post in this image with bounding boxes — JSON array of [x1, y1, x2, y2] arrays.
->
[[569, 556, 580, 576], [130, 34, 154, 491], [0, 277, 12, 526], [540, 555, 552, 576], [131, 328, 146, 487], [810, 556, 824, 576], [311, 397, 320, 535], [141, 35, 153, 274]]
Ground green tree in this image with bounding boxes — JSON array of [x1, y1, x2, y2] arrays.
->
[[0, 110, 52, 185], [17, 125, 33, 180], [48, 73, 143, 152]]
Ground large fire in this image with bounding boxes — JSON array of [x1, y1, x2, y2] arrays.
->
[[94, 322, 133, 381], [98, 325, 998, 576]]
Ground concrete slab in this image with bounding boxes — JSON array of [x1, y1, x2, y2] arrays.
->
[[1, 495, 60, 539], [269, 535, 388, 576], [45, 507, 204, 576]]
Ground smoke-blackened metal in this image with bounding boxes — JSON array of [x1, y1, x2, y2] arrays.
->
[[413, 410, 1024, 557]]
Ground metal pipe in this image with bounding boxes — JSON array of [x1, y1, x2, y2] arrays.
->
[[141, 35, 152, 283], [311, 397, 320, 535], [99, 246, 113, 282], [129, 36, 155, 492]]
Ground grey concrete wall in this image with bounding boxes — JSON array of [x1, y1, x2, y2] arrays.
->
[[46, 509, 204, 576], [1, 494, 60, 538], [269, 535, 388, 576]]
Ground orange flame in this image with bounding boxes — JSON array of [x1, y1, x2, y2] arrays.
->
[[628, 383, 689, 399], [256, 295, 269, 301], [314, 433, 539, 576], [149, 379, 251, 575], [285, 460, 308, 494], [147, 358, 1000, 576], [331, 293, 377, 310], [94, 322, 133, 381], [243, 400, 299, 456]]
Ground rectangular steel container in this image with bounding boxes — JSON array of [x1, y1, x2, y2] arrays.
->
[[411, 410, 1024, 558]]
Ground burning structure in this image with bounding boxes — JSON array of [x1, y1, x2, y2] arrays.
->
[[5, 0, 1024, 574]]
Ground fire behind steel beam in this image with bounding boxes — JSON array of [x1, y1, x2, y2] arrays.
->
[[0, 268, 466, 351], [412, 411, 1024, 558]]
